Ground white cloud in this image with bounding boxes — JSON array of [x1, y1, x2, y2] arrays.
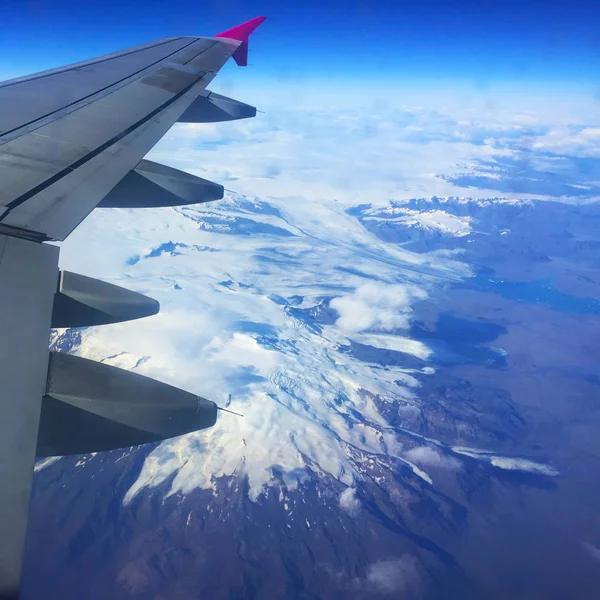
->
[[339, 487, 361, 517], [452, 446, 559, 476], [352, 333, 432, 361], [582, 542, 600, 563], [528, 127, 600, 158], [405, 446, 461, 470], [488, 457, 559, 476], [330, 282, 428, 335], [366, 556, 422, 595], [148, 103, 539, 206], [205, 332, 279, 375]]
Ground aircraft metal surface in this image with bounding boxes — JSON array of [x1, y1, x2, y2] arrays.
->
[[0, 16, 266, 599]]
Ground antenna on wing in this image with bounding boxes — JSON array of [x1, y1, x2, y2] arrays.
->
[[218, 406, 244, 417]]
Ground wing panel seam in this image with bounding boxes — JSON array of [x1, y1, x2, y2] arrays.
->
[[0, 37, 185, 90], [1, 74, 208, 216], [0, 39, 209, 141]]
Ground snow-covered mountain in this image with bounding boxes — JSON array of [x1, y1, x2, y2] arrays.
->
[[22, 101, 600, 599], [24, 189, 600, 600]]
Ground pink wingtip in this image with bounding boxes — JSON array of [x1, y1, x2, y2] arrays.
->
[[215, 16, 267, 43]]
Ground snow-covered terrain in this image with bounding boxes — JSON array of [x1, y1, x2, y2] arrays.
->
[[26, 99, 600, 600], [361, 207, 474, 237], [51, 188, 561, 506]]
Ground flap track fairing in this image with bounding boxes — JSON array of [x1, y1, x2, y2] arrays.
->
[[37, 352, 217, 456], [98, 159, 224, 209]]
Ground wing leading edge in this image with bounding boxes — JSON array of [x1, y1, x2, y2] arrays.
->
[[0, 16, 266, 599]]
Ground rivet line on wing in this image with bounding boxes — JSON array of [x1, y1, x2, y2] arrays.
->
[[0, 38, 200, 141], [1, 76, 207, 216]]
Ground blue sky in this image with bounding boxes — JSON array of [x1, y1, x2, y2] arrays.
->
[[0, 0, 598, 95]]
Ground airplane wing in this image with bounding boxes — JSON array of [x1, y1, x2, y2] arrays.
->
[[0, 16, 266, 598]]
